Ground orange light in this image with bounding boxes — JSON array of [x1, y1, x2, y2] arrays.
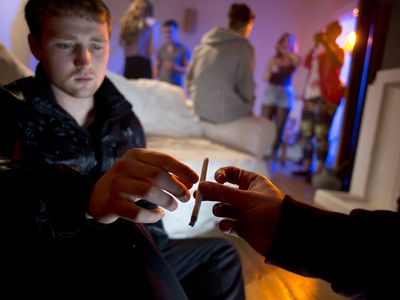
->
[[344, 31, 356, 52]]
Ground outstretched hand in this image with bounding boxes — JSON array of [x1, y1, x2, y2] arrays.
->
[[89, 148, 198, 224], [198, 166, 285, 257]]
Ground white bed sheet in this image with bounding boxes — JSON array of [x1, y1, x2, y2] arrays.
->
[[147, 135, 269, 238]]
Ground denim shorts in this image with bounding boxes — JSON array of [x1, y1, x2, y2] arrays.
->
[[263, 83, 294, 109]]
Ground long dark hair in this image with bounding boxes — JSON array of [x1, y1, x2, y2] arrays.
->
[[275, 33, 296, 57], [120, 0, 154, 46]]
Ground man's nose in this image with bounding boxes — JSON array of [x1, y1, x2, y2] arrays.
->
[[74, 45, 92, 68]]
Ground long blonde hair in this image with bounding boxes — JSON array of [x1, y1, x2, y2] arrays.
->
[[119, 0, 153, 46]]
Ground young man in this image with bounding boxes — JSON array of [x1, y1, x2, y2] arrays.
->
[[155, 19, 190, 86], [0, 0, 244, 298], [186, 3, 255, 123]]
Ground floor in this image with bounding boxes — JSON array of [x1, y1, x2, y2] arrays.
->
[[267, 158, 316, 205]]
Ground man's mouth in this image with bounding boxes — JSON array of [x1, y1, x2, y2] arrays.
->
[[74, 75, 93, 82]]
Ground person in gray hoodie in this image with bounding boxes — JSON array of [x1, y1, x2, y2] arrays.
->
[[186, 3, 256, 123]]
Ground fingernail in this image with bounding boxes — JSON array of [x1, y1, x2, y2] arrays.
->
[[183, 190, 191, 202], [213, 203, 223, 214]]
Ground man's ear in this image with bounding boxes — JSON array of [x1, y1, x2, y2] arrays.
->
[[28, 33, 41, 61]]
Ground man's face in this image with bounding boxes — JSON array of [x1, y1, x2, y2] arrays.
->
[[162, 25, 178, 43], [30, 15, 110, 100]]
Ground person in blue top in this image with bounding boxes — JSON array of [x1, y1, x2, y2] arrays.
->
[[155, 19, 190, 87]]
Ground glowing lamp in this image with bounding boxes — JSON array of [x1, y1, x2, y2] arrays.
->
[[344, 31, 356, 52]]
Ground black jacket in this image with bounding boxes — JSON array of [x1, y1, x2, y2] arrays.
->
[[267, 196, 400, 299], [1, 66, 145, 173], [0, 66, 187, 299]]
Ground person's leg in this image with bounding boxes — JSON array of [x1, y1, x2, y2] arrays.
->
[[262, 84, 280, 160], [262, 104, 277, 121], [164, 238, 245, 300], [279, 139, 287, 165], [314, 99, 337, 173], [275, 106, 290, 161], [293, 99, 315, 175], [262, 105, 278, 160]]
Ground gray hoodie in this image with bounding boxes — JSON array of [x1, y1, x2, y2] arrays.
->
[[186, 28, 255, 123]]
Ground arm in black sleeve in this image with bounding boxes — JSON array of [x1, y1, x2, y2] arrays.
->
[[0, 84, 102, 241], [0, 159, 98, 241], [266, 195, 400, 299]]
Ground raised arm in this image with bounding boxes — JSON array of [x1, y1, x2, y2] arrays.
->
[[318, 33, 344, 67]]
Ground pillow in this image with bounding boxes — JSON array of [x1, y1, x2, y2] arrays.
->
[[201, 116, 276, 158], [107, 71, 203, 138], [0, 43, 33, 84]]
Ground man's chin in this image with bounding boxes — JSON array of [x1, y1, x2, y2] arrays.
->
[[69, 89, 97, 99], [69, 84, 99, 99]]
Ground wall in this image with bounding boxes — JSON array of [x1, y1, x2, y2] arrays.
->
[[1, 0, 355, 112], [0, 0, 30, 67]]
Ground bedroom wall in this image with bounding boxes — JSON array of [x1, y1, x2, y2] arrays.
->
[[0, 0, 355, 114], [0, 0, 30, 66]]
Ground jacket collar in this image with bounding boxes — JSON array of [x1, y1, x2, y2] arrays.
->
[[31, 64, 133, 124]]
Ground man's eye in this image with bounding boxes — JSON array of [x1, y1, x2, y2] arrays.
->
[[91, 44, 104, 51], [57, 43, 73, 49]]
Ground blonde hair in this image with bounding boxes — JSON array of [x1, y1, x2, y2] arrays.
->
[[119, 0, 153, 46]]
